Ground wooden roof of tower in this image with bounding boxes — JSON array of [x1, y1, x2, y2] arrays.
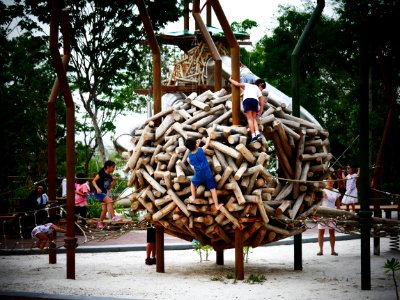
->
[[135, 1, 249, 95]]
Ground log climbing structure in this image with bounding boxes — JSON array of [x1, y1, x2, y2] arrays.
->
[[125, 1, 332, 251]]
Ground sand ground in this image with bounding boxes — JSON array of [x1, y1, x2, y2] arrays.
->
[[0, 237, 399, 300]]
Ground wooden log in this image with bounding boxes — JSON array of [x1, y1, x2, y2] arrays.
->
[[175, 160, 186, 183], [293, 128, 306, 199], [139, 168, 167, 194], [212, 124, 248, 136], [155, 114, 175, 140], [137, 186, 154, 213], [245, 170, 260, 195], [227, 134, 242, 145], [275, 182, 293, 201], [214, 149, 229, 170], [275, 200, 292, 217], [209, 109, 232, 127], [235, 144, 257, 165], [145, 107, 175, 125], [234, 161, 248, 180], [273, 120, 292, 159], [229, 176, 246, 205], [264, 223, 290, 236], [300, 153, 328, 162], [219, 206, 242, 229], [226, 156, 239, 173], [216, 166, 233, 189], [271, 129, 294, 178], [150, 144, 163, 166], [135, 169, 145, 188], [209, 94, 231, 107], [243, 222, 263, 242], [289, 193, 305, 219], [127, 125, 151, 169], [281, 122, 301, 141], [152, 201, 177, 221], [252, 227, 268, 248], [167, 189, 191, 217], [211, 155, 222, 173], [154, 195, 172, 207], [209, 140, 242, 160], [257, 114, 275, 125], [127, 170, 137, 187], [256, 196, 270, 225], [163, 171, 173, 190], [194, 215, 214, 226], [215, 225, 232, 243]]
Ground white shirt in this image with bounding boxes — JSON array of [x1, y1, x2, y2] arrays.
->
[[322, 188, 340, 208], [242, 83, 262, 102]]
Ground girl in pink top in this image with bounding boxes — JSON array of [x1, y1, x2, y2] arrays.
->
[[75, 173, 90, 232]]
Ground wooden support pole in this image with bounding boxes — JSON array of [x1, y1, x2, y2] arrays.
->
[[235, 228, 244, 280]]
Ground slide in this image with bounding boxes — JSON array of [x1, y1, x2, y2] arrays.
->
[[205, 55, 321, 127]]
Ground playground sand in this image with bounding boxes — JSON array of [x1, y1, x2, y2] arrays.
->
[[0, 238, 398, 300]]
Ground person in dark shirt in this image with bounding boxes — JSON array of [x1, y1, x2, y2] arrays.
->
[[92, 160, 120, 228]]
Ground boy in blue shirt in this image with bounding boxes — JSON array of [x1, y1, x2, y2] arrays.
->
[[185, 137, 223, 210]]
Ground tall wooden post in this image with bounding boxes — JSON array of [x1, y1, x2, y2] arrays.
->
[[50, 0, 76, 279]]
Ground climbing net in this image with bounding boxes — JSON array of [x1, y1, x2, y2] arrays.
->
[[0, 203, 147, 253]]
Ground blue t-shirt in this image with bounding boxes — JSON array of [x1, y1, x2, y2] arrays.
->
[[188, 148, 210, 172], [188, 148, 216, 190]]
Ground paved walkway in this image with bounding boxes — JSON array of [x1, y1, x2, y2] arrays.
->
[[0, 222, 360, 255]]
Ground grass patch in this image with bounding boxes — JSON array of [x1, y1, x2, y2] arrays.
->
[[245, 274, 266, 284]]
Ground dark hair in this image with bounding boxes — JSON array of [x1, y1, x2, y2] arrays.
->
[[76, 173, 87, 184], [255, 78, 266, 89], [184, 138, 197, 151], [36, 184, 47, 193], [104, 160, 115, 168], [47, 214, 62, 223]]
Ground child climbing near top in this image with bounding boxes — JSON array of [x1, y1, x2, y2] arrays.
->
[[229, 77, 266, 143], [185, 136, 223, 210]]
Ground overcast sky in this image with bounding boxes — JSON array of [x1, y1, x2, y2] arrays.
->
[[163, 0, 335, 45]]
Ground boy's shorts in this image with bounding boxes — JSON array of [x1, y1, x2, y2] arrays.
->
[[192, 169, 217, 190], [147, 227, 156, 243], [94, 192, 107, 203], [243, 98, 259, 112]]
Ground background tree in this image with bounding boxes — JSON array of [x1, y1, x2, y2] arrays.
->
[[23, 0, 183, 166], [248, 0, 399, 195], [0, 2, 67, 203]]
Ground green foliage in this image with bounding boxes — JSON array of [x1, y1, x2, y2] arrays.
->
[[210, 275, 224, 281], [192, 240, 213, 262], [245, 274, 266, 284], [231, 19, 258, 33], [243, 246, 251, 263], [384, 258, 400, 300], [86, 201, 102, 219], [247, 1, 400, 196], [20, 0, 184, 165], [0, 24, 66, 192]]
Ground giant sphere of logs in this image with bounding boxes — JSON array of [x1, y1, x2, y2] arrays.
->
[[125, 88, 332, 250]]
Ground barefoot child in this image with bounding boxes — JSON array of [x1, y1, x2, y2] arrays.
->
[[31, 214, 66, 251], [184, 137, 223, 210]]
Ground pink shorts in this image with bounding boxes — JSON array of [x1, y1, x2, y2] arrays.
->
[[318, 222, 336, 230]]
